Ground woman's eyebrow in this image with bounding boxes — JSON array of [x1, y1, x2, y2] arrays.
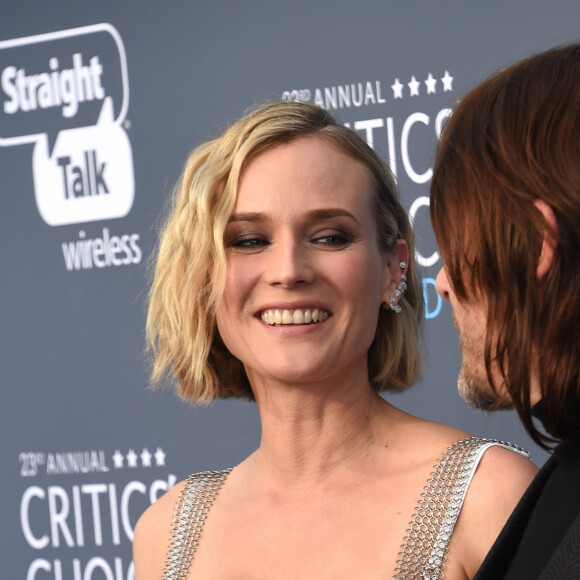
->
[[228, 212, 266, 223], [227, 208, 360, 224], [306, 208, 360, 224]]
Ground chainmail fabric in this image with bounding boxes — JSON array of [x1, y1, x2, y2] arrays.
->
[[162, 468, 232, 580], [392, 437, 528, 580], [161, 438, 528, 579]]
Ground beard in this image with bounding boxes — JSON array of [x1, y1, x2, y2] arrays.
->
[[458, 369, 500, 411], [454, 312, 513, 411], [457, 359, 514, 412]]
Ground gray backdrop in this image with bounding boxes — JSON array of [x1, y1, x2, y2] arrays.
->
[[2, 2, 579, 577]]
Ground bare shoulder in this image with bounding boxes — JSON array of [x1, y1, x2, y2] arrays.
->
[[466, 443, 538, 524], [451, 443, 538, 577], [389, 407, 471, 461], [466, 443, 538, 515], [391, 406, 466, 441], [474, 442, 538, 484], [133, 479, 185, 580]]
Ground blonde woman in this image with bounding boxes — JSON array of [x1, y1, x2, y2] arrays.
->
[[134, 101, 536, 579]]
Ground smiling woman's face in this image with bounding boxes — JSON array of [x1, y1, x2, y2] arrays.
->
[[216, 135, 399, 389]]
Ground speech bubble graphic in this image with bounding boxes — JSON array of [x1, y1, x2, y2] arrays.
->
[[0, 24, 128, 151], [33, 97, 134, 226], [0, 24, 134, 226]]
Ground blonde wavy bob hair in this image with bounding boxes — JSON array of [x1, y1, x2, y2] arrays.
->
[[147, 101, 423, 404]]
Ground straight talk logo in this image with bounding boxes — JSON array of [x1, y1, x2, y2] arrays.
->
[[2, 53, 105, 118], [0, 24, 142, 271], [57, 149, 108, 199]]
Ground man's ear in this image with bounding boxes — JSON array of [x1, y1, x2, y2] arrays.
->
[[533, 199, 558, 280]]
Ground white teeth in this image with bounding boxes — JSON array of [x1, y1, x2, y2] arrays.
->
[[260, 308, 330, 326]]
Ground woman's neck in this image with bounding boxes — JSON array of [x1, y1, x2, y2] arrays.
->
[[246, 371, 397, 486]]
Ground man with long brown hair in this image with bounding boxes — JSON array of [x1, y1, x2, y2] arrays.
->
[[431, 43, 580, 578]]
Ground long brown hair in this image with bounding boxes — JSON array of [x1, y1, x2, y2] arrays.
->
[[430, 43, 580, 446]]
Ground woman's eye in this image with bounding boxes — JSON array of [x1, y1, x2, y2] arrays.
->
[[230, 236, 269, 250], [312, 232, 352, 247]]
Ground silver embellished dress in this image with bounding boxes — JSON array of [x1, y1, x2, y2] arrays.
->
[[162, 437, 528, 580]]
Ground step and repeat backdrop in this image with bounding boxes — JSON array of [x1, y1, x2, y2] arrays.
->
[[2, 1, 579, 577]]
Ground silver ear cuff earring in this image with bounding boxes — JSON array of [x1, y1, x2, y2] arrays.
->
[[389, 261, 407, 313]]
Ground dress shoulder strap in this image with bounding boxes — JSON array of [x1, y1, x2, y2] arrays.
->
[[162, 468, 232, 580], [160, 440, 528, 579], [393, 436, 529, 580]]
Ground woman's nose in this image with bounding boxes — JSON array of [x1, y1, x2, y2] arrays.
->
[[435, 266, 451, 302], [265, 239, 314, 289]]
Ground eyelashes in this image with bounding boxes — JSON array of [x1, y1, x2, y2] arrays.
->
[[226, 230, 355, 252], [229, 236, 269, 250], [311, 232, 353, 248]]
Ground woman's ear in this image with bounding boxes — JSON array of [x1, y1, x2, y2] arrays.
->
[[533, 199, 558, 280], [382, 239, 410, 305]]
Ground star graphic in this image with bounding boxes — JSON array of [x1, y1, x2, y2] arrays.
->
[[112, 450, 124, 469], [391, 78, 404, 99], [425, 73, 437, 94], [441, 70, 454, 92], [141, 448, 152, 467], [126, 449, 138, 468], [155, 447, 166, 467], [408, 76, 420, 97]]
